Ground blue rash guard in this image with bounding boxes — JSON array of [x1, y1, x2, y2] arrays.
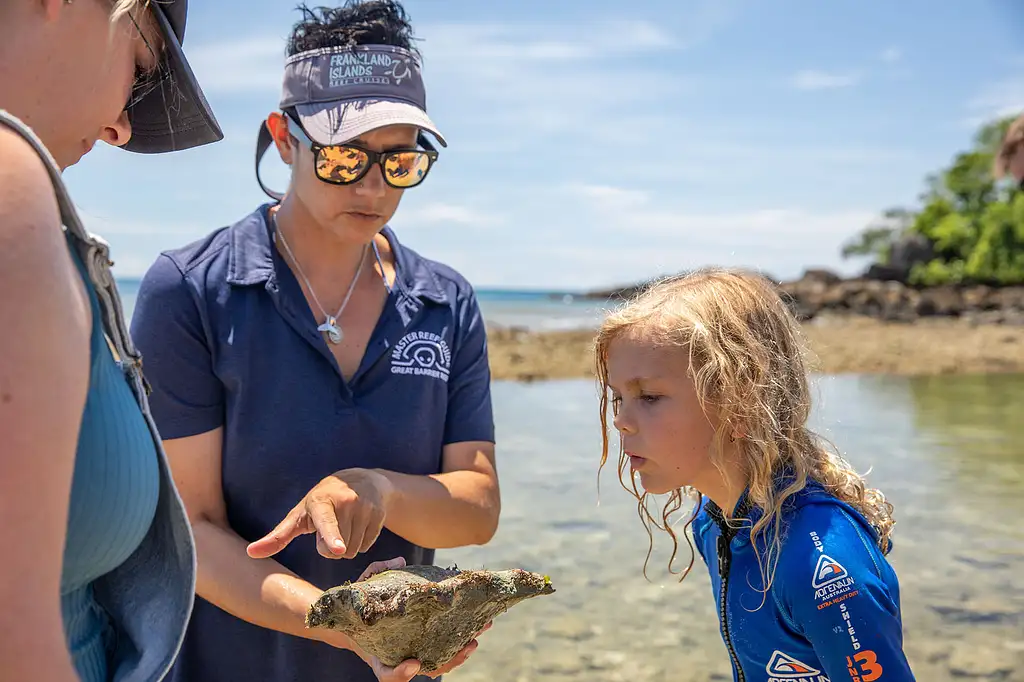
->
[[691, 478, 917, 682]]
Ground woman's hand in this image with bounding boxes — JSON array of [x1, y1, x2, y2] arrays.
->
[[246, 468, 393, 560], [345, 557, 491, 682]]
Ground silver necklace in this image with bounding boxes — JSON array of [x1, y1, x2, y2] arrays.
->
[[273, 213, 367, 345]]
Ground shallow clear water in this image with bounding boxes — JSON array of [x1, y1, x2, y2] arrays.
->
[[437, 374, 1024, 682]]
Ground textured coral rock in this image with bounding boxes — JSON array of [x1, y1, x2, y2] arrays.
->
[[306, 565, 555, 672]]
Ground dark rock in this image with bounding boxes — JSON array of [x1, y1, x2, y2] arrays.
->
[[864, 263, 909, 282], [917, 287, 963, 316], [800, 268, 842, 285], [888, 233, 935, 278]]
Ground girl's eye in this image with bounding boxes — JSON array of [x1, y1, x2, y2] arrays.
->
[[640, 394, 661, 404]]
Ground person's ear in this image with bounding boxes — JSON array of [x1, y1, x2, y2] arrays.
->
[[267, 112, 296, 166]]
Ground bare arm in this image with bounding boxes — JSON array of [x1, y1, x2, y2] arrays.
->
[[161, 429, 364, 656], [0, 129, 90, 681], [374, 440, 500, 549], [247, 441, 500, 559]]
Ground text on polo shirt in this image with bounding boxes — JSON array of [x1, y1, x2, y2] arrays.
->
[[390, 331, 452, 382]]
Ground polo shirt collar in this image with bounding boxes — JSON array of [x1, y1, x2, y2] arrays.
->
[[226, 203, 448, 305]]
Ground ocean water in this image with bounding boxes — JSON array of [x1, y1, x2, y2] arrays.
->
[[114, 278, 611, 331]]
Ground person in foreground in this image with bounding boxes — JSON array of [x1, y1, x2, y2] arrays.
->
[[595, 269, 917, 682], [130, 2, 499, 681], [0, 0, 222, 680]]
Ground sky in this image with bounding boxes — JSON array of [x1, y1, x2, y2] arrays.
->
[[63, 0, 1024, 291]]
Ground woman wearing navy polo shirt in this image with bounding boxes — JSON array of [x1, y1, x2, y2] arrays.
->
[[130, 3, 499, 681]]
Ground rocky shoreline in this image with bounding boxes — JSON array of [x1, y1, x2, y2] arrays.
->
[[777, 269, 1024, 325], [584, 269, 1024, 326], [485, 316, 1024, 382]]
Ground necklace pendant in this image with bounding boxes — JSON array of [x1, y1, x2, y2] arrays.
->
[[318, 317, 343, 344]]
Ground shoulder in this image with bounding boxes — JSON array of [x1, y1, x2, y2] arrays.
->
[[135, 223, 238, 312], [148, 226, 233, 286], [0, 125, 62, 252], [425, 258, 477, 298], [0, 125, 88, 337], [774, 499, 890, 602], [387, 228, 480, 305], [133, 228, 235, 342], [689, 498, 716, 563]]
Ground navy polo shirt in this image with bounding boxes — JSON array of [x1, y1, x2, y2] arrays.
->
[[130, 203, 495, 682]]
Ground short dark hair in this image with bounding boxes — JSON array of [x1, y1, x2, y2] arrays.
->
[[286, 1, 420, 58]]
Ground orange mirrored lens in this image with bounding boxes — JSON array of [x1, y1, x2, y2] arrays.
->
[[383, 152, 431, 187], [317, 146, 370, 183], [315, 146, 432, 187]]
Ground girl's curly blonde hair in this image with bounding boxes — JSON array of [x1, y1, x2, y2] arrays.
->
[[595, 268, 895, 593]]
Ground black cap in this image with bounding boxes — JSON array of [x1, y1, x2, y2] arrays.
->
[[122, 0, 223, 153]]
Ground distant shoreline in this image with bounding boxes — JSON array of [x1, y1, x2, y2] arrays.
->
[[485, 315, 1024, 382]]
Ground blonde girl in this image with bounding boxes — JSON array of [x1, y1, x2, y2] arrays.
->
[[596, 269, 916, 682]]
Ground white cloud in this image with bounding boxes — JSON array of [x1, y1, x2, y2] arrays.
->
[[571, 184, 651, 211], [390, 181, 875, 289], [180, 7, 727, 142], [420, 19, 677, 62], [418, 19, 689, 137], [964, 77, 1024, 127], [879, 47, 902, 64], [567, 182, 876, 241], [75, 207, 202, 236], [790, 69, 862, 91], [398, 201, 504, 227], [185, 38, 286, 94], [182, 16, 683, 100], [417, 205, 873, 289]]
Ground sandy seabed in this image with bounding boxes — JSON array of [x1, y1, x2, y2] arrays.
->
[[485, 316, 1024, 382]]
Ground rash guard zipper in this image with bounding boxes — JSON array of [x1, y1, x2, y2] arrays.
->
[[717, 524, 745, 682]]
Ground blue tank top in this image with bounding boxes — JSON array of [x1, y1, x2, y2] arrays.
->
[[61, 240, 161, 682]]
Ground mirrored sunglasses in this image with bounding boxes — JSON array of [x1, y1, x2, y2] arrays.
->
[[286, 116, 438, 190]]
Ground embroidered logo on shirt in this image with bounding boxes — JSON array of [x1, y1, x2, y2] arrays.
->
[[390, 331, 451, 382], [766, 651, 830, 681]]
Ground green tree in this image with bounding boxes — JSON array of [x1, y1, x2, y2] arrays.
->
[[843, 116, 1024, 285]]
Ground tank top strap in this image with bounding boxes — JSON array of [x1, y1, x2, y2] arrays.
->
[[0, 109, 151, 397]]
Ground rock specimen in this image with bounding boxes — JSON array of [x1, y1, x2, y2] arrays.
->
[[306, 565, 555, 672]]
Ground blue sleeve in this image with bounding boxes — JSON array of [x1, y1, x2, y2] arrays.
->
[[777, 510, 916, 682], [130, 254, 224, 440], [442, 288, 494, 445]]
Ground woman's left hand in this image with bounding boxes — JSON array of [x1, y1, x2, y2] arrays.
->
[[246, 467, 393, 560]]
